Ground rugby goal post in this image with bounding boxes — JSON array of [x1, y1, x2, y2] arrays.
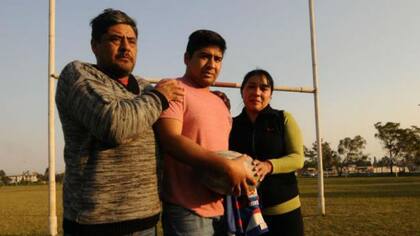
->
[[47, 0, 325, 235]]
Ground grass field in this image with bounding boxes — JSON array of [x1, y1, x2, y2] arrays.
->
[[1, 176, 419, 236]]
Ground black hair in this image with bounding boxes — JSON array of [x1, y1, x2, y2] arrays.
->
[[241, 69, 274, 95], [90, 8, 138, 42], [186, 29, 226, 56]]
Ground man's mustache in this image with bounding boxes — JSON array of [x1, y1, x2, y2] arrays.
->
[[116, 52, 133, 61]]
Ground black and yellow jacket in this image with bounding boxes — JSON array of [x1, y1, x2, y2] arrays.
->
[[229, 105, 304, 216]]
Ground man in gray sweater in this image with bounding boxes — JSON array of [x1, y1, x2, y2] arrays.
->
[[56, 9, 184, 235]]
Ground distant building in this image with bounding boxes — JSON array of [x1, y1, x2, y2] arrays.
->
[[373, 166, 409, 173], [301, 167, 317, 177], [300, 163, 413, 177], [324, 167, 338, 177], [342, 164, 357, 174], [7, 171, 39, 184]]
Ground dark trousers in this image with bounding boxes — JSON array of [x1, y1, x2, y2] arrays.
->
[[263, 208, 304, 236], [162, 202, 226, 236], [63, 217, 158, 236], [64, 226, 156, 236]]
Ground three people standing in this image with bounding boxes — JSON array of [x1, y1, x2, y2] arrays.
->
[[57, 8, 304, 236], [56, 9, 254, 236]]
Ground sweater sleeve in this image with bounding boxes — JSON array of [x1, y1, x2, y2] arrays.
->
[[56, 61, 163, 145], [268, 111, 304, 174]]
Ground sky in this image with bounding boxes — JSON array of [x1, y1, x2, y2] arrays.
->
[[0, 0, 419, 175]]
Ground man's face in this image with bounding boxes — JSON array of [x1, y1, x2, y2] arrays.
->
[[91, 24, 137, 78], [184, 46, 223, 88]]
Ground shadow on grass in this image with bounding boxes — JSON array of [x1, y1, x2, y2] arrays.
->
[[300, 189, 420, 198], [302, 213, 321, 218]]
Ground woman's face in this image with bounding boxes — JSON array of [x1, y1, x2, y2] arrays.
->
[[241, 74, 272, 114]]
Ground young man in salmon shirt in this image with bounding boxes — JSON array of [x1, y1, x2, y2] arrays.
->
[[155, 30, 255, 236]]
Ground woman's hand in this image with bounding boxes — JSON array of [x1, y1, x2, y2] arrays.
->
[[253, 160, 273, 182]]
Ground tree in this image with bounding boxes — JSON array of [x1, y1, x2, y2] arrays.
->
[[41, 167, 64, 183], [304, 140, 339, 171], [39, 167, 49, 181], [0, 169, 10, 185], [377, 156, 392, 167], [398, 126, 420, 170], [56, 173, 65, 183], [374, 122, 413, 173], [0, 169, 5, 185], [304, 145, 317, 169], [337, 135, 368, 165], [337, 135, 369, 175], [411, 126, 420, 165], [319, 141, 339, 170]]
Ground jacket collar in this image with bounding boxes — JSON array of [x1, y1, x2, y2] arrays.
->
[[238, 105, 276, 123], [92, 64, 140, 95]]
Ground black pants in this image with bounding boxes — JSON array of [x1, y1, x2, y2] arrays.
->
[[263, 208, 304, 236]]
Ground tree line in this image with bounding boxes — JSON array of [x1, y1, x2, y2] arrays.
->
[[304, 122, 420, 174], [1, 122, 419, 184]]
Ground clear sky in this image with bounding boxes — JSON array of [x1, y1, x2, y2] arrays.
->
[[1, 0, 419, 175]]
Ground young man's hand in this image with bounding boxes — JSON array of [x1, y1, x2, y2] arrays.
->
[[227, 155, 257, 196]]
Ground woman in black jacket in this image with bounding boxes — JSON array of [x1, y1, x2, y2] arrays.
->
[[229, 69, 305, 236]]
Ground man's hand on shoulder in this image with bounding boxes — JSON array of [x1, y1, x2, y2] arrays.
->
[[155, 79, 185, 103], [212, 90, 230, 110]]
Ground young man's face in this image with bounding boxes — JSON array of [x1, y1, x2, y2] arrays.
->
[[91, 23, 137, 78], [184, 46, 223, 88]]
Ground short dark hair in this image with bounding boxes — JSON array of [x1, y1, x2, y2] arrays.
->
[[186, 29, 226, 56], [90, 8, 138, 42], [241, 69, 275, 95]]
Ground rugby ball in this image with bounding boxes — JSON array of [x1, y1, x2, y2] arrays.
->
[[201, 150, 258, 195]]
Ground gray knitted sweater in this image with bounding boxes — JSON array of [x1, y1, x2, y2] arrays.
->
[[56, 61, 163, 224]]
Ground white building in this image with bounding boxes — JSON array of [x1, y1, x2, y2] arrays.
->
[[7, 171, 39, 184], [373, 166, 409, 173]]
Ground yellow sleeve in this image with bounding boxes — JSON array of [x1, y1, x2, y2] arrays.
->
[[268, 111, 304, 174]]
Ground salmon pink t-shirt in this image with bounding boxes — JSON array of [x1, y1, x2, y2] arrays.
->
[[159, 76, 232, 217]]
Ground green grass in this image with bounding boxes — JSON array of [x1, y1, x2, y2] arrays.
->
[[0, 184, 63, 236], [1, 177, 419, 235], [300, 176, 420, 236]]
